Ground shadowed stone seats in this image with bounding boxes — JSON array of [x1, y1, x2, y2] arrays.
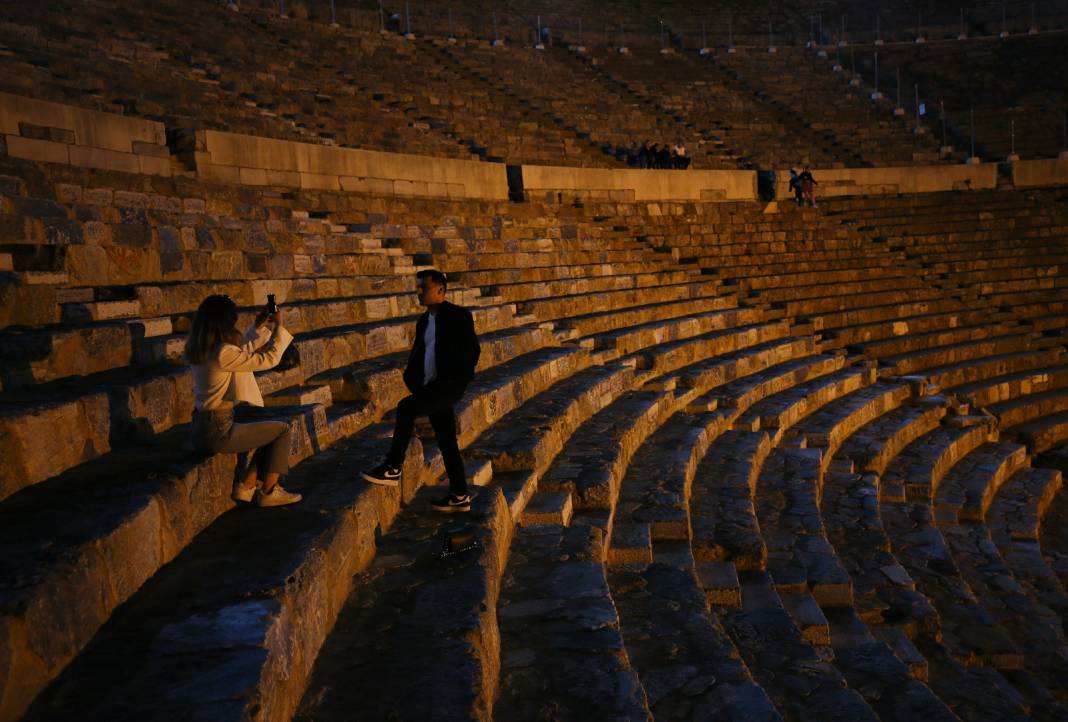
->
[[939, 517, 1068, 706], [293, 483, 514, 722], [826, 407, 1035, 720], [609, 558, 782, 721], [493, 524, 652, 721], [14, 260, 743, 721], [988, 467, 1068, 622], [0, 400, 347, 722], [882, 424, 994, 503], [933, 441, 1031, 523], [720, 571, 879, 721], [19, 425, 426, 722], [756, 447, 854, 606], [881, 497, 1024, 670]]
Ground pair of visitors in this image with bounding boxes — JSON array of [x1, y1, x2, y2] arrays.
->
[[788, 165, 818, 207], [186, 270, 480, 513]]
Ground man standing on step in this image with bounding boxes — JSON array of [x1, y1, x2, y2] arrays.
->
[[362, 269, 481, 513]]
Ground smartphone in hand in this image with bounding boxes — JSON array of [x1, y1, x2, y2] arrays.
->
[[266, 293, 279, 315]]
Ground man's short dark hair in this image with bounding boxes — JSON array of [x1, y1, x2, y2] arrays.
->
[[417, 268, 448, 290]]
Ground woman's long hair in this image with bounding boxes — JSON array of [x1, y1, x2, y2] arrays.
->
[[186, 295, 243, 364]]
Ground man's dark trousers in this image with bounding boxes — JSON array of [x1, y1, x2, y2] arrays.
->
[[386, 382, 467, 494]]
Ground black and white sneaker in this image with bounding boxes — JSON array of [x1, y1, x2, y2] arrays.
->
[[431, 493, 472, 513], [362, 462, 401, 487]]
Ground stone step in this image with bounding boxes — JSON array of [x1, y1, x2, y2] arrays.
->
[[294, 481, 513, 721], [942, 518, 1068, 702], [60, 299, 142, 323], [855, 322, 1021, 360], [756, 447, 853, 607], [521, 490, 573, 526], [780, 590, 830, 645], [452, 261, 658, 288], [589, 305, 762, 358], [780, 287, 945, 318], [988, 468, 1068, 624], [697, 560, 742, 608], [308, 323, 554, 415], [881, 499, 1023, 669], [539, 389, 671, 522], [21, 424, 426, 722], [825, 609, 959, 722], [988, 386, 1068, 429], [691, 429, 771, 570], [677, 336, 817, 398], [837, 400, 948, 477], [487, 269, 699, 304], [611, 412, 728, 551], [636, 320, 796, 378], [949, 363, 1068, 408], [469, 362, 636, 476], [720, 571, 879, 722], [820, 465, 940, 634], [925, 347, 1067, 395], [883, 423, 995, 502], [753, 275, 930, 304], [1, 393, 364, 721], [789, 381, 913, 469], [933, 441, 1030, 524], [711, 350, 845, 416], [609, 558, 781, 721], [736, 365, 876, 441], [878, 333, 1037, 378], [1010, 409, 1068, 454], [822, 307, 1008, 349], [730, 264, 910, 292], [809, 298, 968, 335], [989, 467, 1064, 542], [493, 523, 651, 721], [557, 294, 738, 339], [516, 280, 719, 324]]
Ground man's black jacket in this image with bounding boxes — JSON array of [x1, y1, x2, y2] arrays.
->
[[403, 300, 481, 394]]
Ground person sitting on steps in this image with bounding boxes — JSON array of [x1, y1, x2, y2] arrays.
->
[[186, 294, 302, 507], [362, 269, 482, 513]]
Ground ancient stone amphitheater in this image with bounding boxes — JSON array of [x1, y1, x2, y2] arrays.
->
[[2, 1, 1068, 720]]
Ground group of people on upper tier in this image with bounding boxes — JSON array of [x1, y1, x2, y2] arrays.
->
[[187, 269, 480, 513], [611, 140, 691, 169]]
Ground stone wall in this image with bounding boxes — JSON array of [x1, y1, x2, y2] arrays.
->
[[774, 163, 998, 198], [520, 165, 759, 202], [1012, 156, 1068, 188], [0, 92, 170, 176], [4, 93, 1068, 203], [194, 129, 510, 200]]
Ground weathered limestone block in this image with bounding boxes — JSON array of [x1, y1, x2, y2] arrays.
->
[[0, 282, 59, 328], [0, 392, 110, 500], [108, 367, 194, 440], [0, 324, 132, 388]]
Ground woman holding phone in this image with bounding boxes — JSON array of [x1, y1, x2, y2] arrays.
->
[[186, 294, 302, 507]]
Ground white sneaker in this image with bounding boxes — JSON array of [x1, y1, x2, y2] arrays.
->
[[254, 484, 302, 507], [231, 482, 257, 503]]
